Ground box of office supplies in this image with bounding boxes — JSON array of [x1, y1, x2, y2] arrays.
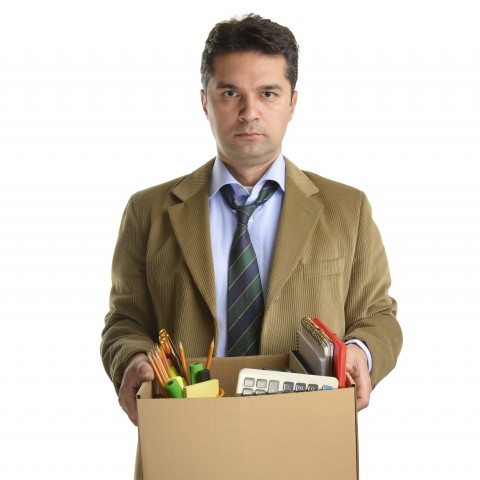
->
[[137, 353, 358, 480]]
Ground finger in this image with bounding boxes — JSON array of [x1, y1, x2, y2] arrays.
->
[[119, 384, 140, 426], [118, 359, 152, 426], [137, 361, 155, 383], [354, 365, 372, 411], [120, 363, 154, 425], [355, 379, 370, 411], [346, 367, 368, 410], [118, 394, 138, 425], [123, 363, 154, 425]]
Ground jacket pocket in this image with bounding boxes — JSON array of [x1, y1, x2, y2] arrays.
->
[[303, 256, 346, 278]]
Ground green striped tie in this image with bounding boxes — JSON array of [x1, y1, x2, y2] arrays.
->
[[220, 180, 278, 356]]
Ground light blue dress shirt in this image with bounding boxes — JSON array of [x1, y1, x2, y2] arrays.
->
[[209, 155, 285, 357], [208, 155, 372, 372]]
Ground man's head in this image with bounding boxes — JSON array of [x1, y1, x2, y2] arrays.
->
[[201, 13, 299, 96], [200, 15, 299, 185]]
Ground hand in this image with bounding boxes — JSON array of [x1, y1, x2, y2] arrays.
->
[[118, 352, 154, 426], [346, 344, 372, 411]]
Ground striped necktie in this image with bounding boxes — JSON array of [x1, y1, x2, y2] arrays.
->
[[220, 180, 278, 356]]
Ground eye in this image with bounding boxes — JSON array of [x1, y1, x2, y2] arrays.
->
[[223, 90, 239, 98], [263, 91, 276, 100]]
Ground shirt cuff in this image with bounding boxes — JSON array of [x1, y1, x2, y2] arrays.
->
[[344, 339, 372, 373]]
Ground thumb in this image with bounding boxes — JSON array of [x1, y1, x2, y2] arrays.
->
[[137, 359, 155, 383]]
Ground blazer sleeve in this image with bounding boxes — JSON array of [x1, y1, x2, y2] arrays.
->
[[342, 193, 403, 388], [100, 195, 157, 393]]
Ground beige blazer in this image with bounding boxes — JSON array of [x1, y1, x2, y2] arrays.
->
[[101, 158, 402, 392]]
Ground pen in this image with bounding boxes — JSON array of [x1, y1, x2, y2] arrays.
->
[[159, 329, 183, 376]]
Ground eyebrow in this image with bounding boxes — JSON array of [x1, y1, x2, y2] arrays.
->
[[215, 82, 237, 90], [215, 81, 284, 92]]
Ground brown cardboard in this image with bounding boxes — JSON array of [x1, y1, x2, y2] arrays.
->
[[137, 354, 358, 480]]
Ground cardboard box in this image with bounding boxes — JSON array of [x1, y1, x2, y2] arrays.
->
[[137, 353, 358, 480]]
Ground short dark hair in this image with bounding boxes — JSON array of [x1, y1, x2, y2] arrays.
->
[[201, 13, 299, 95]]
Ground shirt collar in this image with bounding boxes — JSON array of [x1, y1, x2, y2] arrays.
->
[[209, 154, 286, 200]]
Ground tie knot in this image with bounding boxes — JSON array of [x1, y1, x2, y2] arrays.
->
[[220, 181, 278, 225]]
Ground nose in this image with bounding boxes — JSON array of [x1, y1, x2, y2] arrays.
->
[[239, 94, 260, 122]]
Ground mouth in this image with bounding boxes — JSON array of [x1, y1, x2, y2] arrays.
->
[[235, 132, 263, 139]]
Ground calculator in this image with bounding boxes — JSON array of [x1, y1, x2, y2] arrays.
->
[[236, 368, 339, 396]]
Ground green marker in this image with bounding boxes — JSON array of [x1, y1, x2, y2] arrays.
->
[[165, 378, 183, 398], [189, 362, 204, 385]]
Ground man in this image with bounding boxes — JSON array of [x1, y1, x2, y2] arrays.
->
[[102, 11, 402, 444]]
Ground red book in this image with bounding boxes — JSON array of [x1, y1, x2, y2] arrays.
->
[[310, 318, 347, 388]]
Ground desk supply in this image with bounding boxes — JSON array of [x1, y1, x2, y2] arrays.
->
[[195, 369, 211, 383], [301, 317, 347, 388], [189, 362, 204, 384], [165, 378, 184, 398], [148, 347, 186, 398], [235, 368, 338, 396], [178, 341, 190, 384], [159, 329, 183, 379], [147, 329, 222, 399], [205, 338, 214, 370], [147, 350, 169, 398], [297, 330, 330, 376], [184, 379, 220, 398]]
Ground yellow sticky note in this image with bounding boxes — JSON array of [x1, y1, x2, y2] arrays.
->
[[183, 379, 219, 398]]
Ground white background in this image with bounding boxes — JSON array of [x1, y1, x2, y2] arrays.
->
[[1, 0, 479, 478]]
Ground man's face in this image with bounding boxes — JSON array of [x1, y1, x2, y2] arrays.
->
[[201, 51, 297, 182]]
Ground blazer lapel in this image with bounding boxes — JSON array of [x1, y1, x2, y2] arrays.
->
[[168, 160, 217, 321], [266, 159, 323, 310], [166, 158, 323, 323]]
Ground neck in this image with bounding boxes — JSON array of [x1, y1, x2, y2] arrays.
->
[[220, 157, 278, 186]]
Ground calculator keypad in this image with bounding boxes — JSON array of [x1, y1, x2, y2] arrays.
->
[[241, 377, 328, 396], [237, 368, 338, 396], [268, 380, 279, 394]]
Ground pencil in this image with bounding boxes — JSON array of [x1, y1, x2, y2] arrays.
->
[[153, 346, 170, 383], [150, 348, 165, 383], [205, 338, 214, 370], [178, 341, 190, 385], [156, 345, 172, 373], [147, 351, 168, 398]]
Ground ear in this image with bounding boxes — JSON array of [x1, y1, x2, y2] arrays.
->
[[200, 89, 208, 118], [288, 90, 298, 121]]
